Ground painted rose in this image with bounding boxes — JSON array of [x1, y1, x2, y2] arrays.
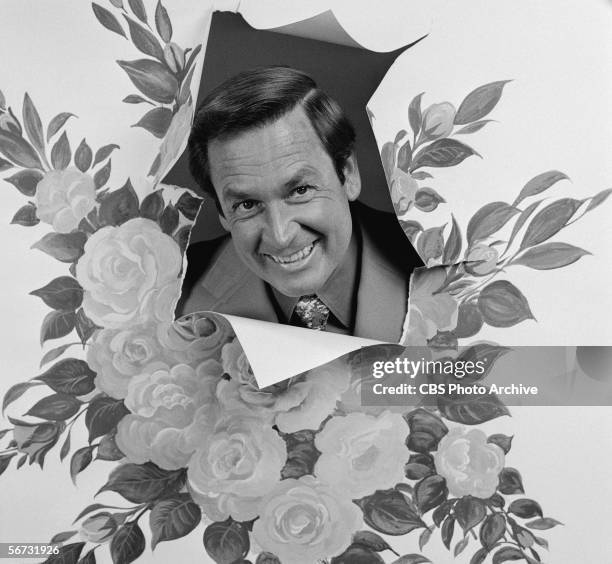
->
[[434, 427, 505, 498], [187, 414, 286, 522], [87, 322, 174, 399], [252, 476, 362, 564], [315, 411, 408, 498], [34, 168, 96, 233], [76, 218, 182, 329], [402, 266, 458, 346], [79, 512, 117, 543], [390, 169, 418, 214], [421, 102, 456, 140], [465, 243, 499, 276], [115, 360, 223, 470], [217, 347, 350, 433]]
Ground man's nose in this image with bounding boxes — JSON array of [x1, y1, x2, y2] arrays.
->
[[262, 204, 299, 249]]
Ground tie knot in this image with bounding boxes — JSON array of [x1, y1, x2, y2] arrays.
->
[[292, 295, 330, 330]]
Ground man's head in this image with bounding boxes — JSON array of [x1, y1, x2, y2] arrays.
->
[[188, 66, 361, 297]]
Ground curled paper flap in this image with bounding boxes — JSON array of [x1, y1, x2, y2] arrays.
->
[[224, 315, 381, 388], [268, 10, 364, 49]]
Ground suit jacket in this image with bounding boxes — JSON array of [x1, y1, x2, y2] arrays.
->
[[176, 202, 423, 342]]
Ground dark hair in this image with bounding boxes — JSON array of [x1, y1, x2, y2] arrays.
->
[[188, 66, 356, 212]]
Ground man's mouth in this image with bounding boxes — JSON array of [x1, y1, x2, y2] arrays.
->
[[263, 240, 318, 265]]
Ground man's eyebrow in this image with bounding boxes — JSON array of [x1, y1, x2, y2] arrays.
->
[[284, 167, 316, 189], [221, 186, 255, 202]]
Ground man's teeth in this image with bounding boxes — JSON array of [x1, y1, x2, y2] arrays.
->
[[267, 242, 315, 264]]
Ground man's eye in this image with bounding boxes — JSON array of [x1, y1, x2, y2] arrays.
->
[[292, 185, 314, 197], [234, 200, 256, 211]]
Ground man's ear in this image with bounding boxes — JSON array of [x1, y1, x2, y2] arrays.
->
[[343, 153, 361, 201]]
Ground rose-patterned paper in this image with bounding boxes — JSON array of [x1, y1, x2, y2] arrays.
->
[[0, 2, 608, 564]]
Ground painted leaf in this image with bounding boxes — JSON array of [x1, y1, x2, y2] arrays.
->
[[508, 499, 543, 519], [454, 536, 469, 557], [443, 215, 462, 263], [150, 493, 201, 549], [117, 59, 178, 104], [92, 3, 126, 37], [79, 548, 97, 564], [40, 343, 75, 367], [75, 138, 93, 172], [22, 93, 45, 155], [411, 138, 478, 170], [96, 432, 124, 461], [418, 527, 433, 551], [98, 179, 140, 226], [414, 187, 445, 212], [11, 203, 39, 226], [26, 393, 81, 421], [478, 280, 534, 327], [455, 344, 511, 384], [123, 94, 152, 104], [40, 310, 76, 345], [2, 381, 41, 414], [0, 156, 13, 172], [513, 242, 590, 270], [526, 517, 563, 530], [331, 546, 384, 564], [93, 159, 112, 189], [586, 187, 612, 212], [75, 308, 98, 344], [46, 112, 76, 142], [417, 225, 445, 263], [520, 198, 582, 250], [50, 530, 78, 544], [256, 553, 281, 564], [0, 89, 5, 110], [35, 358, 96, 396], [505, 199, 541, 254], [128, 0, 147, 22], [352, 530, 397, 555], [467, 201, 519, 245], [488, 433, 513, 454], [132, 107, 172, 138], [51, 131, 71, 170], [455, 119, 494, 134], [155, 1, 173, 42], [140, 190, 165, 220], [404, 453, 434, 480], [470, 548, 489, 564], [400, 220, 423, 244], [492, 547, 525, 564], [98, 463, 185, 503], [174, 225, 191, 254], [45, 542, 85, 564], [414, 475, 448, 514], [397, 139, 412, 172], [59, 432, 71, 461], [380, 141, 396, 184], [30, 276, 83, 311], [408, 92, 424, 139], [204, 519, 250, 564], [480, 513, 506, 550], [110, 522, 146, 564], [4, 169, 43, 196], [405, 408, 448, 453], [123, 16, 164, 61], [454, 496, 486, 532], [513, 170, 569, 206], [0, 130, 43, 169], [159, 204, 179, 235], [93, 143, 120, 167], [356, 488, 425, 535], [32, 232, 87, 263], [391, 556, 431, 564], [176, 191, 202, 220], [85, 396, 129, 442], [441, 515, 454, 549], [454, 81, 511, 125], [438, 389, 510, 424], [498, 467, 524, 495]]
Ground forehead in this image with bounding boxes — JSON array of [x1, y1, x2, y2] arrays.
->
[[207, 106, 332, 196]]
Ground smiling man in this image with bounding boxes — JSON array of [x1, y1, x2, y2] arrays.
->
[[177, 66, 422, 341]]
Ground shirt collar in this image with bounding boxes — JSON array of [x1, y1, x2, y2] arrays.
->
[[271, 231, 360, 329]]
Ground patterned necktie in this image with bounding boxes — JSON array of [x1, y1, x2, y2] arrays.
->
[[291, 295, 330, 330]]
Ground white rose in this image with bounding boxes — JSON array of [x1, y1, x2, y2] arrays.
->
[[76, 218, 182, 329], [252, 476, 362, 564], [35, 167, 96, 233], [187, 413, 286, 522], [434, 427, 505, 498], [315, 411, 409, 498], [115, 360, 223, 469]]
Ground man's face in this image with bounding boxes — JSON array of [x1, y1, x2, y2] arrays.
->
[[207, 105, 361, 297]]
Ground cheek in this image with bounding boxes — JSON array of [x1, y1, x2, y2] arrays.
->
[[229, 223, 261, 255]]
